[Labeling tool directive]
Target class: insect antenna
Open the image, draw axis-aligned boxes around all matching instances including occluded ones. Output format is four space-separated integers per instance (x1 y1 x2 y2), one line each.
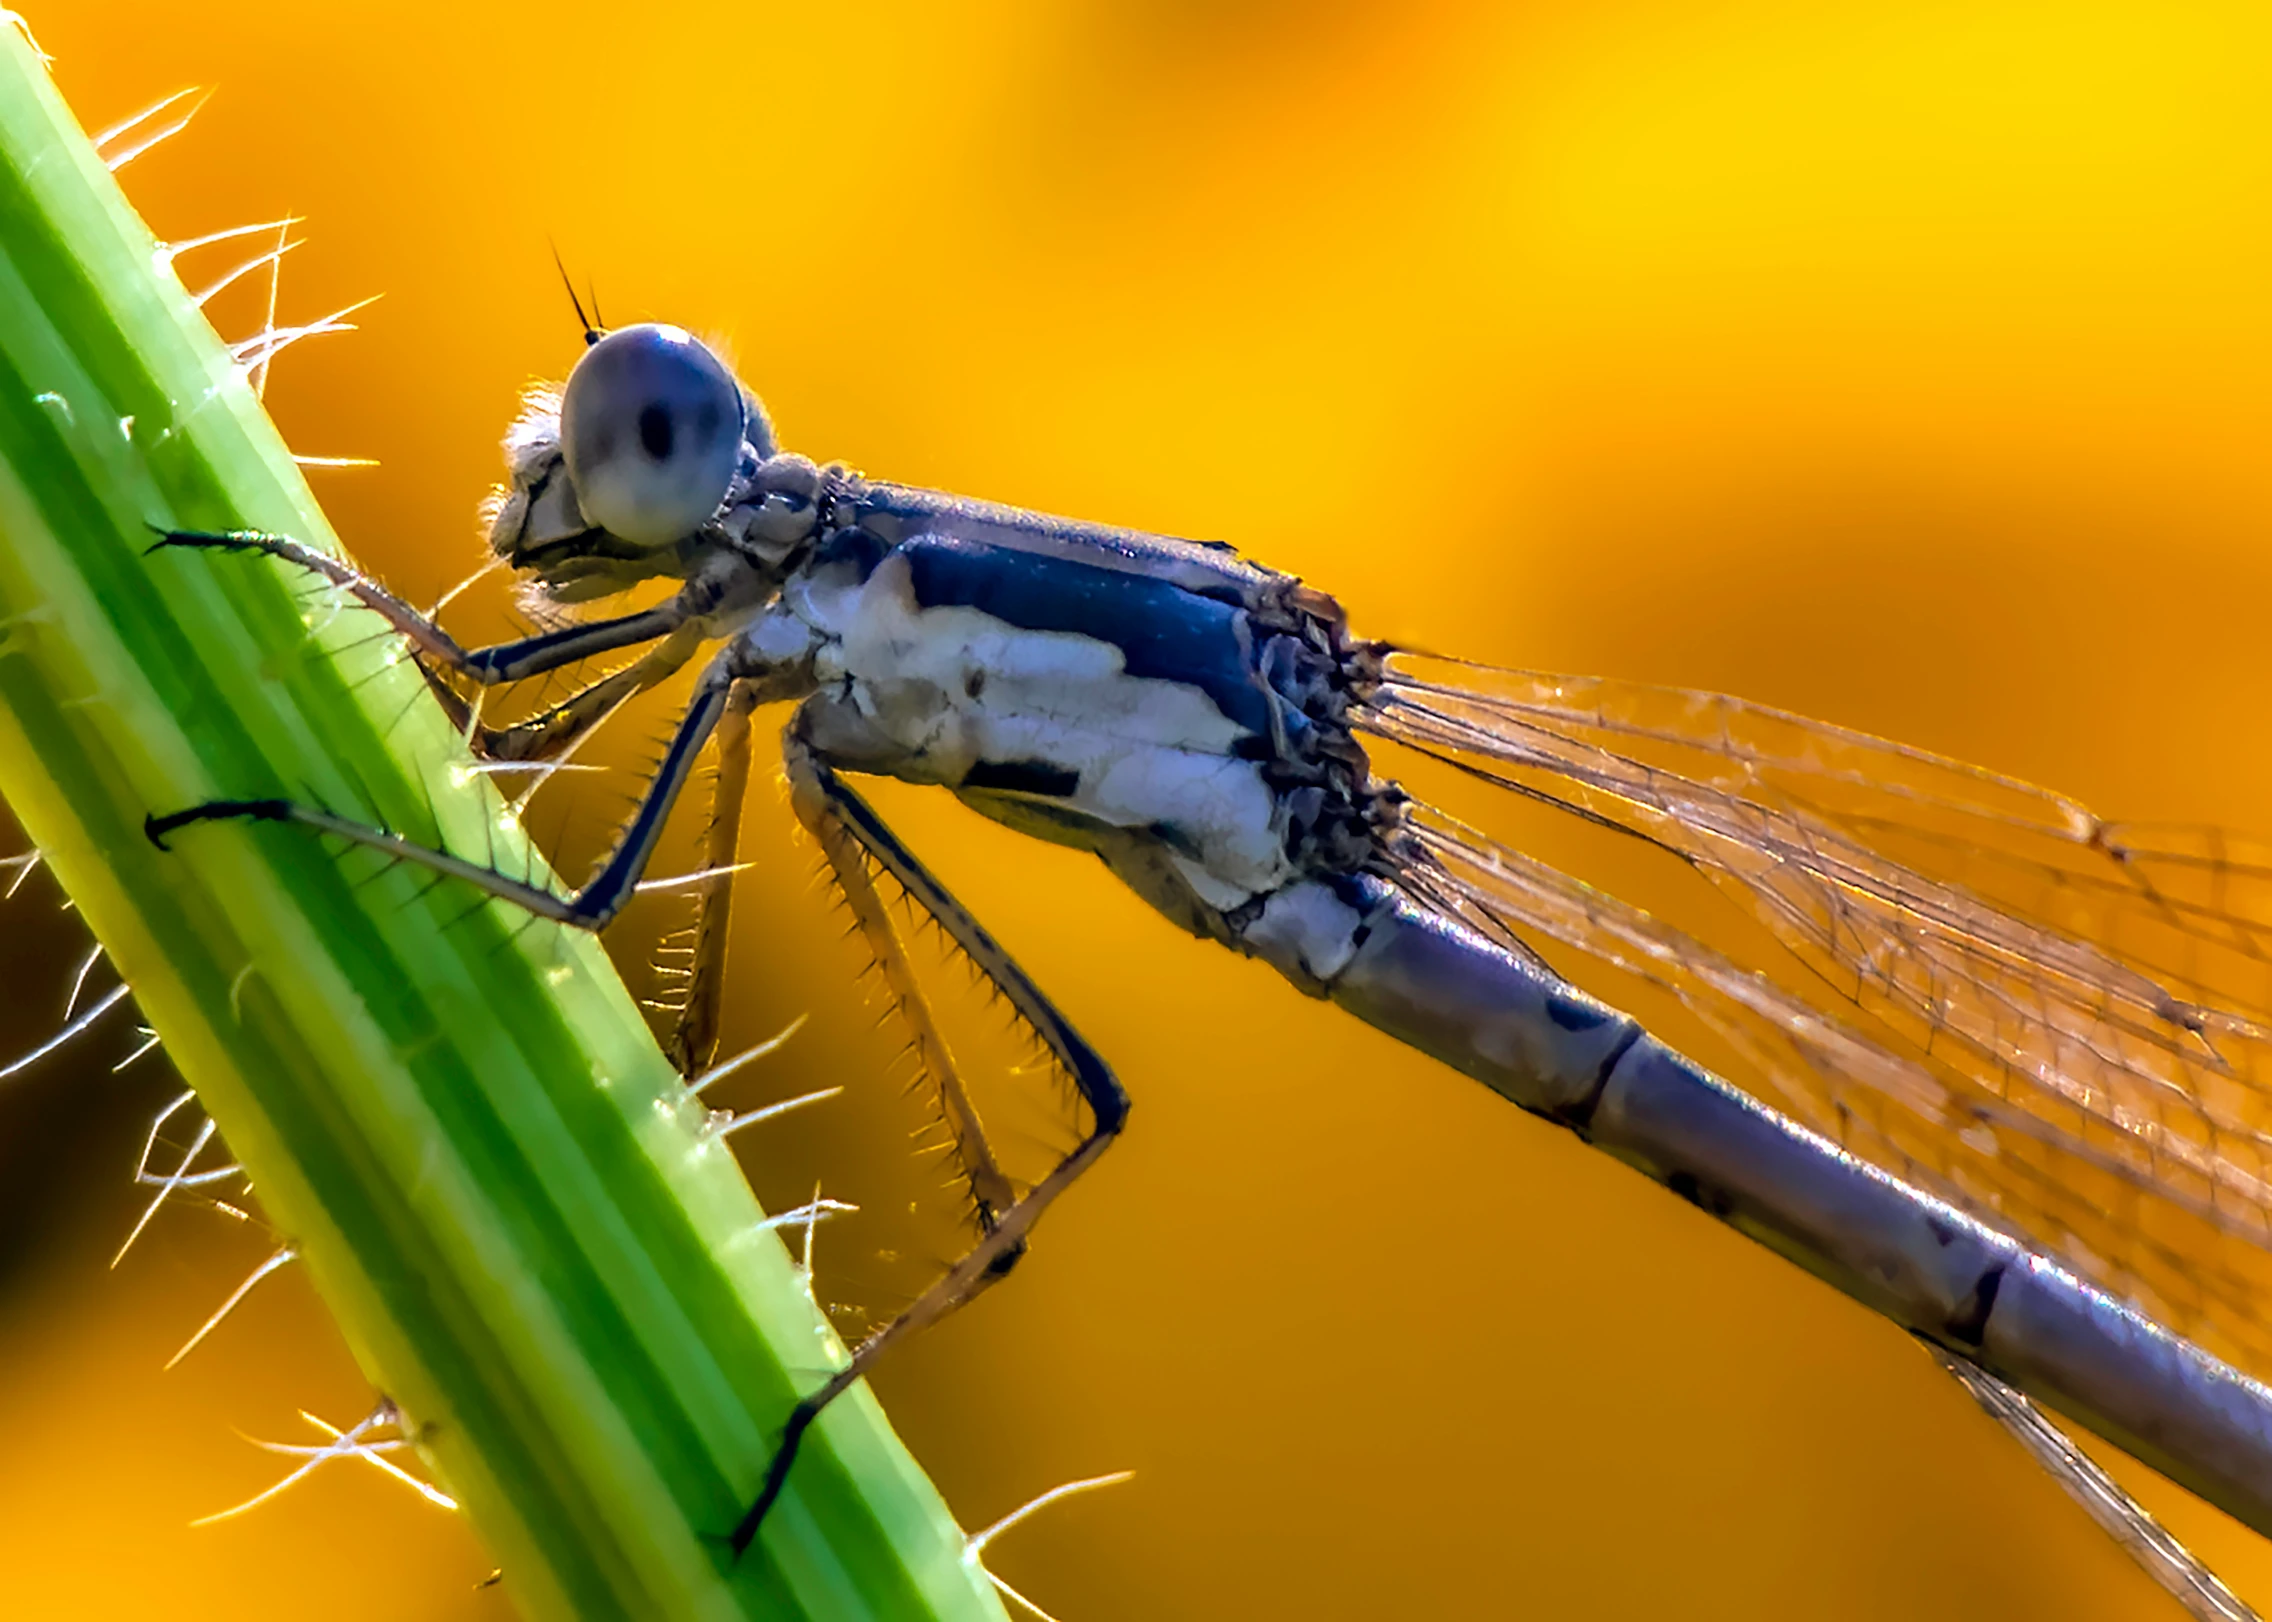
549 240 603 347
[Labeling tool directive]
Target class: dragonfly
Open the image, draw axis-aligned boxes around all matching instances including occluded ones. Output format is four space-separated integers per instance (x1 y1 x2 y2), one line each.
145 312 2272 1613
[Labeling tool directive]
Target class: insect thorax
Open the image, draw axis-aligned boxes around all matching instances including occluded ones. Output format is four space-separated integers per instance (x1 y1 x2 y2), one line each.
759 471 1405 990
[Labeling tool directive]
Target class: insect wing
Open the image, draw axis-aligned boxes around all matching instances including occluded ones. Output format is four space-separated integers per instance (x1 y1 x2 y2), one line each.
1363 654 2272 1379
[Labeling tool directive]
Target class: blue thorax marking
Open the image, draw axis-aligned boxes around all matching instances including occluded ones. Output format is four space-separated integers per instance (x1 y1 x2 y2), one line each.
854 482 1275 603
896 534 1272 738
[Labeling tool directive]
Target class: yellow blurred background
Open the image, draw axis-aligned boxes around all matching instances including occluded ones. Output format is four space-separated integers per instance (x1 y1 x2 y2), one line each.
6 1 2272 1616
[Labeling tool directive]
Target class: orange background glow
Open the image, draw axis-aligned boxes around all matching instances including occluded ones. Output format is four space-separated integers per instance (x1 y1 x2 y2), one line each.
7 3 2272 1617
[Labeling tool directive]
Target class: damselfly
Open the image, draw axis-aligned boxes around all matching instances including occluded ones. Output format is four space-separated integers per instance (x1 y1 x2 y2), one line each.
148 317 2272 1611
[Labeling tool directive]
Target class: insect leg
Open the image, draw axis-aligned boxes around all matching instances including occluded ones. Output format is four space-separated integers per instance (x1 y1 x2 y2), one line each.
787 734 1018 1228
149 528 682 684
665 677 760 1073
455 624 707 765
147 646 787 930
727 720 1128 1557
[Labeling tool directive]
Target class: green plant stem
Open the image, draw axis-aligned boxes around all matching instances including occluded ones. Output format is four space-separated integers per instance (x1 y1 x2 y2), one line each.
0 31 1004 1622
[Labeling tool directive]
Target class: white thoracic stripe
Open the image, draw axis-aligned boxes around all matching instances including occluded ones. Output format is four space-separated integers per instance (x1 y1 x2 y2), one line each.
803 548 1300 909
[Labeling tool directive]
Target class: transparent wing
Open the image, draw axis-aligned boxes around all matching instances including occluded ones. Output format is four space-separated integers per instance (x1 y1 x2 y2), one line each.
1362 652 2272 1378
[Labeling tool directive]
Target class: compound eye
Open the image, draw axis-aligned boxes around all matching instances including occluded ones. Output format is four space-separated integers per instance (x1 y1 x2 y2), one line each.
559 324 745 548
